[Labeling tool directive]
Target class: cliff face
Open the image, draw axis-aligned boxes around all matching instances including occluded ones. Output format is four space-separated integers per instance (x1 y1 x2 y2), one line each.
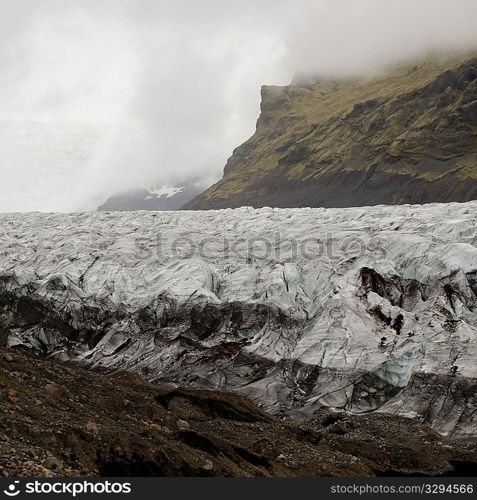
185 53 477 210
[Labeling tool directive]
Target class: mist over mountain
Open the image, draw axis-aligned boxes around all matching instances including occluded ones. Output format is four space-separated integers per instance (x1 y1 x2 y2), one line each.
97 181 204 212
1 0 477 211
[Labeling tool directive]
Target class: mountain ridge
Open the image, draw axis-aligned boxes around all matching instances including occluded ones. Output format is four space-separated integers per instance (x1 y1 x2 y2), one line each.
97 181 203 212
185 52 477 210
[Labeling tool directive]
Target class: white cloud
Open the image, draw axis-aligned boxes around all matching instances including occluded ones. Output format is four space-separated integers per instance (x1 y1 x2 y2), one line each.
0 0 476 212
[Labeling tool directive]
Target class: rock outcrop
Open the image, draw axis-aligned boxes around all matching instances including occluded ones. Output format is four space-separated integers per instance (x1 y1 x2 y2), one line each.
1 202 476 436
185 53 477 210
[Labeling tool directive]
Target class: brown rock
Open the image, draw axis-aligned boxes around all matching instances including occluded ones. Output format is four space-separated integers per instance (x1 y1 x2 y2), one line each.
86 422 99 434
150 423 171 433
43 456 62 470
45 383 66 401
176 420 191 431
202 459 214 471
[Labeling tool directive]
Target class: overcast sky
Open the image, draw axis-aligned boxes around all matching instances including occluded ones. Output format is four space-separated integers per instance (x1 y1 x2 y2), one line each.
1 0 476 212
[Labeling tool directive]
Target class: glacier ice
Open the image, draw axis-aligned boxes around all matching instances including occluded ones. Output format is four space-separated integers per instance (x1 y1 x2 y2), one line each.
0 201 476 436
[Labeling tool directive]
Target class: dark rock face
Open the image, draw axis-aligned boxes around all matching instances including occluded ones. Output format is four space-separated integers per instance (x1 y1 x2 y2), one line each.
185 168 477 210
1 347 477 478
185 54 477 210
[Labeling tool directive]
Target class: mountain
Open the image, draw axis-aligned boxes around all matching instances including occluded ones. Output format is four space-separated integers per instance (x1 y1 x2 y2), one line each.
1 201 476 437
98 181 203 212
185 52 477 210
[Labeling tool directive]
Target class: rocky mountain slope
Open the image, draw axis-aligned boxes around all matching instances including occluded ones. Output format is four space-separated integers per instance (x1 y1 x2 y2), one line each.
0 202 476 437
1 348 476 477
185 53 477 210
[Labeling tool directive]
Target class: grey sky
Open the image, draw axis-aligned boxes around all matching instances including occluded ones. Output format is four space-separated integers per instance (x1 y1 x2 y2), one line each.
0 0 476 212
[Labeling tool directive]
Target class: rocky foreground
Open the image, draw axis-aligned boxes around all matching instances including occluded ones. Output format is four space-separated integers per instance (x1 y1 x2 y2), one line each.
0 202 476 438
1 347 477 477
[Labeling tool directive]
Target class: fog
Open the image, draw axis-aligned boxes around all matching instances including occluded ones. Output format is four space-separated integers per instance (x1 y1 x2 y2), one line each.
0 0 476 212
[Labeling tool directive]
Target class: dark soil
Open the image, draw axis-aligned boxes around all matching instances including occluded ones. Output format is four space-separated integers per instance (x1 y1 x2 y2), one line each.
1 347 476 477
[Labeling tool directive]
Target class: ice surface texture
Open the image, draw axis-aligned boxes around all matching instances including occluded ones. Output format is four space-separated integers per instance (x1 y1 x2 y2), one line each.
1 201 476 436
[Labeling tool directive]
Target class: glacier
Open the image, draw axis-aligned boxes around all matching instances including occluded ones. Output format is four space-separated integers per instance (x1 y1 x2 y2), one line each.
0 201 476 436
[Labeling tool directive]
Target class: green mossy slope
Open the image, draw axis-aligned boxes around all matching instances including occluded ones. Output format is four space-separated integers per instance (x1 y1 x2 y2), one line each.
186 52 477 209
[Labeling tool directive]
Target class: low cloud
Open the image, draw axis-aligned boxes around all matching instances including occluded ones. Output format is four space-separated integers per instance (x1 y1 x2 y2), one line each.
0 0 476 211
